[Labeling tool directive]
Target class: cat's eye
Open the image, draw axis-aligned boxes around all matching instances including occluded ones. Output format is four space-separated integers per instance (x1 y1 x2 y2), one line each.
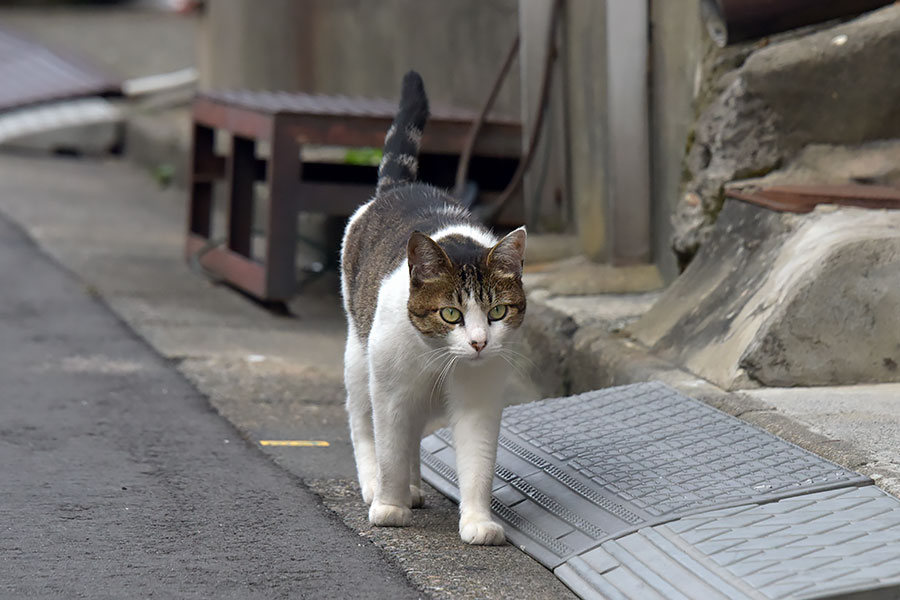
488 305 508 321
439 307 462 324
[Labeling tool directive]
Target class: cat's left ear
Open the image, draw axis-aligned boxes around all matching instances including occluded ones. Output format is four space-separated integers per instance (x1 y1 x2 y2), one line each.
408 231 452 286
487 226 527 278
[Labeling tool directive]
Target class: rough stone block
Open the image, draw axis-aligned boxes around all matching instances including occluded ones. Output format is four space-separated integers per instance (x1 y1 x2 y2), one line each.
673 3 900 262
631 200 900 388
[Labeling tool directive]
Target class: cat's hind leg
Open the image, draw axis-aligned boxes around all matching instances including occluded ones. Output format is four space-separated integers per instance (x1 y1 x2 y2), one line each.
344 331 377 504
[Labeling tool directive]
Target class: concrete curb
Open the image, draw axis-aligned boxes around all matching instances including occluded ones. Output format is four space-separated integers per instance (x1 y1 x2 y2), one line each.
524 293 880 486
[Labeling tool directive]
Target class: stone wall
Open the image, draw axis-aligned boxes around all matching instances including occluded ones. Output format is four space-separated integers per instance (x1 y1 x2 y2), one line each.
672 3 900 266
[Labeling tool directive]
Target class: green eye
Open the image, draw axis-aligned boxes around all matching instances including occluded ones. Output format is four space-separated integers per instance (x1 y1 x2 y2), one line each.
488 305 508 321
439 307 462 324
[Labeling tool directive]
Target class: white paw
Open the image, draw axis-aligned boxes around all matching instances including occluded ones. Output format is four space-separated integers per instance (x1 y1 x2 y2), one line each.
459 518 506 545
369 501 412 527
361 480 375 505
410 485 424 508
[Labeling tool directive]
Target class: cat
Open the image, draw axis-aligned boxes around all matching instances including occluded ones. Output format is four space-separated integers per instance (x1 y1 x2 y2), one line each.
340 71 526 545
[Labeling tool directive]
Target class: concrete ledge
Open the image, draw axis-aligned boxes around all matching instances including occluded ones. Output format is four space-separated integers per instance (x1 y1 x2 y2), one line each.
522 289 894 497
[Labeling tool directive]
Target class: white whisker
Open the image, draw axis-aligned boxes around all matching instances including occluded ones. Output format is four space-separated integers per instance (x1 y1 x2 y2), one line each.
421 348 451 372
429 354 457 405
497 346 536 369
498 350 531 381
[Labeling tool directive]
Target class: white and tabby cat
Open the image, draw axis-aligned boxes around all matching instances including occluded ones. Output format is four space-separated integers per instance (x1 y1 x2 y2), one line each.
340 72 526 545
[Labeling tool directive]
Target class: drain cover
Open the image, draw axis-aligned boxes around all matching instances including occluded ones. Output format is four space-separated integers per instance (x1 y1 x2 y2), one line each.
420 382 870 568
557 486 900 600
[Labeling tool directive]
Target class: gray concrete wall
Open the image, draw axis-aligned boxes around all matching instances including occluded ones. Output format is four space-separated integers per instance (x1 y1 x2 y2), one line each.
518 0 569 232
199 0 520 115
564 0 608 260
648 0 704 281
199 0 314 91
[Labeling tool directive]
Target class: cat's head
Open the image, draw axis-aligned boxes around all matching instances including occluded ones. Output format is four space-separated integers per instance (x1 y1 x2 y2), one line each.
406 227 526 362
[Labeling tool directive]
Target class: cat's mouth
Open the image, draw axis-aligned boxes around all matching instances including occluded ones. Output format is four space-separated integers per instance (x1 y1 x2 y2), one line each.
466 351 491 364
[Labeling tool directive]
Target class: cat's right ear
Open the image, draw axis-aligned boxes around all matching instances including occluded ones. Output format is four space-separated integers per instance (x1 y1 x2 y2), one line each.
408 231 451 287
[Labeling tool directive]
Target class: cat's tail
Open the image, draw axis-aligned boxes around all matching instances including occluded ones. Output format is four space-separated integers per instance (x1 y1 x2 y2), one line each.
376 71 429 195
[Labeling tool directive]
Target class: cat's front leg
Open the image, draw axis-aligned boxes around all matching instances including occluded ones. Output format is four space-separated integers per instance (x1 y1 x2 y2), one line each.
368 378 416 527
448 367 506 545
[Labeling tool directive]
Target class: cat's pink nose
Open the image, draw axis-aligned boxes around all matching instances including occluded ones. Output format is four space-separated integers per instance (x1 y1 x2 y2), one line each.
470 340 486 353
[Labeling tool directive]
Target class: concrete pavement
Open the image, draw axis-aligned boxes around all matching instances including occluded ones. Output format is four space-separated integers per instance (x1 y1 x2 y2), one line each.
0 153 575 599
0 197 420 599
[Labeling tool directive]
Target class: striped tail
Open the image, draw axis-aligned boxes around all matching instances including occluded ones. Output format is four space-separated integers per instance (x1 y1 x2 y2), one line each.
376 71 429 194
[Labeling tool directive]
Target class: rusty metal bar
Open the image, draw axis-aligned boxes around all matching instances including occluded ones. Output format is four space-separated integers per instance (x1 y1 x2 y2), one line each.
701 0 893 46
726 183 900 213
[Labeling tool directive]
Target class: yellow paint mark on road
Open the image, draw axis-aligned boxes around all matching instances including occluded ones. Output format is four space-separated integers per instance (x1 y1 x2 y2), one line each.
259 440 330 447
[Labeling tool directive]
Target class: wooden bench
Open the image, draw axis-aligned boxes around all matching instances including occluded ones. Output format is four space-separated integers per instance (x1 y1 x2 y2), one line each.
187 90 523 301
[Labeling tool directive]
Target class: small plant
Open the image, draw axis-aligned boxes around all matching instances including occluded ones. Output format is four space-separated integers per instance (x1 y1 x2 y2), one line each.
343 148 382 166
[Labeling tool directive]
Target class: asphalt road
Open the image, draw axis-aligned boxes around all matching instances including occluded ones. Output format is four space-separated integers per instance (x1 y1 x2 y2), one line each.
0 214 421 598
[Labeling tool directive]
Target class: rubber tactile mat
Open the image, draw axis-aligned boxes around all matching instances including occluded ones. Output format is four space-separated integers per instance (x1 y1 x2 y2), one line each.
420 382 871 568
557 486 900 600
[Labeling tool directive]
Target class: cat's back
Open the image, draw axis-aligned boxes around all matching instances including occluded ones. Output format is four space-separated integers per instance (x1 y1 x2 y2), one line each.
341 183 480 340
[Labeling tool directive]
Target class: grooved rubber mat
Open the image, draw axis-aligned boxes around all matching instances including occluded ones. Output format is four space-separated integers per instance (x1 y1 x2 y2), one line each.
420 382 871 568
557 486 900 600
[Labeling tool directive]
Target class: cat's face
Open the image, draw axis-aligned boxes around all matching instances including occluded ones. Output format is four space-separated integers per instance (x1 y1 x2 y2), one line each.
406 228 526 364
